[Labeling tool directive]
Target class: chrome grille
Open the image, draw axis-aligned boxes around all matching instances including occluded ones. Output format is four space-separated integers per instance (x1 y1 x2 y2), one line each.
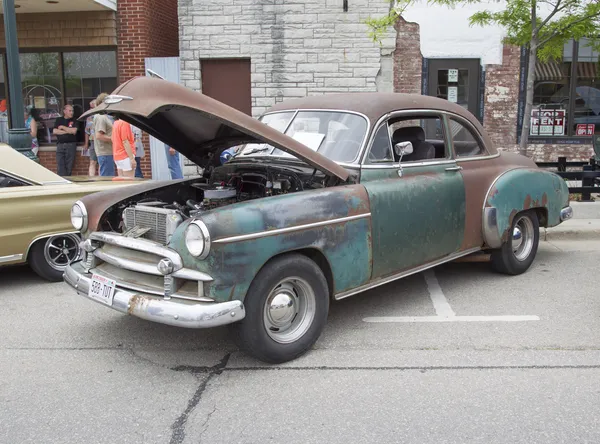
123 206 180 244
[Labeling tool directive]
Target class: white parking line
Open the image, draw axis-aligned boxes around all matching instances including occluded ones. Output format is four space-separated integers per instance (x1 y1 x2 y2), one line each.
362 270 540 323
363 315 541 323
424 270 455 317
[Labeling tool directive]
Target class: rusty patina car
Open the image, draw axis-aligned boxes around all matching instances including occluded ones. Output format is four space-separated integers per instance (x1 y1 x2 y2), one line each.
0 144 141 281
64 77 572 363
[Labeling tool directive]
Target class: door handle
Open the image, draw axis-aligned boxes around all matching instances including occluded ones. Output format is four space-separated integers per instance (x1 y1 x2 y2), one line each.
445 166 463 172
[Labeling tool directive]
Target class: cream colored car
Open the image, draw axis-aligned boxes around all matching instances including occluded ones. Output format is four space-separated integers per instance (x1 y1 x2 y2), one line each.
0 144 142 281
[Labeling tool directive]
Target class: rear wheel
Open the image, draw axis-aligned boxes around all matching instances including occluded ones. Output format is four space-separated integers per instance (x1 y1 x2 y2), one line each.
29 234 81 282
231 253 329 364
491 210 539 275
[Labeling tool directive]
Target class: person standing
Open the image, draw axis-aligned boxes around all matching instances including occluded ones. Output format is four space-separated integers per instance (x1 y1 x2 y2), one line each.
93 93 115 176
131 125 145 178
164 143 184 179
83 99 97 176
111 116 136 178
24 106 39 156
52 104 78 176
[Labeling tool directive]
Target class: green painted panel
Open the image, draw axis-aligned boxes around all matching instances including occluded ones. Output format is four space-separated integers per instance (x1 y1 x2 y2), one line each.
487 168 569 238
360 164 465 278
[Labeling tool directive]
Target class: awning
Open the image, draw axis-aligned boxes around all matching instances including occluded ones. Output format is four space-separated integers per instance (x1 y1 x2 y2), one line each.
535 61 565 81
577 62 598 79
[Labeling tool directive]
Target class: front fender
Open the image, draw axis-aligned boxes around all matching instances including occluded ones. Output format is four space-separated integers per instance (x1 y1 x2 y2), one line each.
169 184 372 303
483 167 569 248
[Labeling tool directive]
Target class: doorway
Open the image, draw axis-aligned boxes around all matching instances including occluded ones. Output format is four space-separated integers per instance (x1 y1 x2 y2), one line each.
427 59 481 118
200 58 252 115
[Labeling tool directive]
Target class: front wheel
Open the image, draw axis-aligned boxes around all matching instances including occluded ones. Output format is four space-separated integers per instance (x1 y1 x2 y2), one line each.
28 234 81 282
231 253 330 364
491 210 539 275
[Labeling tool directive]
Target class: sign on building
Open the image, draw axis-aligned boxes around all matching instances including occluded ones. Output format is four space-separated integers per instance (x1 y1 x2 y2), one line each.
448 69 459 83
530 109 566 136
576 124 595 136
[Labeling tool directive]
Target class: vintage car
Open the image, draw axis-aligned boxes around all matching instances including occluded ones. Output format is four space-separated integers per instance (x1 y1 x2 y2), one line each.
0 144 141 281
63 76 572 363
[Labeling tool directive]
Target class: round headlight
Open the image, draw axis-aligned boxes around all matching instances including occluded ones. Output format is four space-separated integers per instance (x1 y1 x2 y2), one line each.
185 221 210 259
70 201 88 231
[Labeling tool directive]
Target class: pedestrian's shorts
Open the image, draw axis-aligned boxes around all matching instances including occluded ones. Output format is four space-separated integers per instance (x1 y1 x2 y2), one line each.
115 157 133 171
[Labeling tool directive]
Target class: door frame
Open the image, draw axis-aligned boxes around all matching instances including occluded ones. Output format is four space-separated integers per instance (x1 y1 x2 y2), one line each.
427 58 482 120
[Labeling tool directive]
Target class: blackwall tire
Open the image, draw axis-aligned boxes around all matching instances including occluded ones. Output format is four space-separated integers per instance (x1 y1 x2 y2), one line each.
231 253 330 364
491 210 539 275
28 234 81 282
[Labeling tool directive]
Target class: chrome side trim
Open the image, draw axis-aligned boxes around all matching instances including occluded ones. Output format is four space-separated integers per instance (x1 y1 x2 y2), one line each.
89 232 183 268
482 207 502 248
334 247 481 301
213 213 372 244
456 152 500 163
0 254 23 264
360 159 457 170
41 180 71 185
64 262 244 329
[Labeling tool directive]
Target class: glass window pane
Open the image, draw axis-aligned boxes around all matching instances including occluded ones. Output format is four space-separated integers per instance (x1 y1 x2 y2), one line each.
390 116 447 162
64 50 117 112
366 124 393 164
449 118 486 157
531 60 571 137
20 52 62 145
573 44 600 137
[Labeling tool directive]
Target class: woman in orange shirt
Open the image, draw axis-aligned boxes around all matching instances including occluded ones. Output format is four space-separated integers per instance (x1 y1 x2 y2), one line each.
111 116 136 178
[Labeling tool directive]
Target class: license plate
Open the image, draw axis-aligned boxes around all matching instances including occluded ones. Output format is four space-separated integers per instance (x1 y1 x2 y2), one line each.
88 274 116 306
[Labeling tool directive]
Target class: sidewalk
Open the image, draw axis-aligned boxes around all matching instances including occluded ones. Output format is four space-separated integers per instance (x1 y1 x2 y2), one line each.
543 219 600 242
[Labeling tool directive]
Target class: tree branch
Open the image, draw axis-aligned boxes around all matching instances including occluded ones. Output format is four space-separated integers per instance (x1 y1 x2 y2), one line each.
536 0 565 32
538 10 600 46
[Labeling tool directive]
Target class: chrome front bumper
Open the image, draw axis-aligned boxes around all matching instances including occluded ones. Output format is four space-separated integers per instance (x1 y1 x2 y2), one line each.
64 261 245 329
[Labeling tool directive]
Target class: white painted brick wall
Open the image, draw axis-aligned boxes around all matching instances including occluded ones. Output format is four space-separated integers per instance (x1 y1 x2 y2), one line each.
178 0 397 118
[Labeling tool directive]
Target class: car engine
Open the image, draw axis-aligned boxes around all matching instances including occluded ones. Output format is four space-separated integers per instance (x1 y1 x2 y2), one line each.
117 163 326 245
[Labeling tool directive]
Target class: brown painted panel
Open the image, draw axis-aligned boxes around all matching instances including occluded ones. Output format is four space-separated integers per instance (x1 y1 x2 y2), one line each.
200 58 251 115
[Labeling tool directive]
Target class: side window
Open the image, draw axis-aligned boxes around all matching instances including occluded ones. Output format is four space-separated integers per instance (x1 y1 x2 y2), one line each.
449 118 487 157
365 124 393 164
389 115 448 163
0 173 27 188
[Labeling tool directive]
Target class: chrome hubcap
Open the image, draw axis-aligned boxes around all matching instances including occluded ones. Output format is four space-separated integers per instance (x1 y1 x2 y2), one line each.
263 277 316 344
512 216 534 262
43 234 81 271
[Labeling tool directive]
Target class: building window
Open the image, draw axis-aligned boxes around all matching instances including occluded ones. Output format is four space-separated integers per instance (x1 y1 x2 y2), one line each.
529 39 599 142
0 49 117 146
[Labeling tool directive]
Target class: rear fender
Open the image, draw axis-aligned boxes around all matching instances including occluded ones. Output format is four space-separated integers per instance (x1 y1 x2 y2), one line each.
483 168 569 248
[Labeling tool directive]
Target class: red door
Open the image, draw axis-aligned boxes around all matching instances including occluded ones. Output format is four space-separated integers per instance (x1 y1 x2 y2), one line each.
200 58 252 115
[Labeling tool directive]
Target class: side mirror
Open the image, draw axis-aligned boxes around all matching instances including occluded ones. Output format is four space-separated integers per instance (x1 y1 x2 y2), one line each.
394 141 413 158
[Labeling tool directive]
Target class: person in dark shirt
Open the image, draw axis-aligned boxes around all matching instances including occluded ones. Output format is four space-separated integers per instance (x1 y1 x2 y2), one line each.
53 104 78 176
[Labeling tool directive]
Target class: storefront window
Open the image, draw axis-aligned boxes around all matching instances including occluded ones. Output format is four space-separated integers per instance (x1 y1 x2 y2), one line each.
20 53 62 145
530 39 599 141
0 49 117 146
64 51 117 143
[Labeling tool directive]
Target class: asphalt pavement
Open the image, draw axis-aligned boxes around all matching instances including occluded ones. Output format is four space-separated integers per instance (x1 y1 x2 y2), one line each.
1 238 600 444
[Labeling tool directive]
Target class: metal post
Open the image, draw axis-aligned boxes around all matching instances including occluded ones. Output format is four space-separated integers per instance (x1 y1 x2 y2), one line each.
2 0 35 161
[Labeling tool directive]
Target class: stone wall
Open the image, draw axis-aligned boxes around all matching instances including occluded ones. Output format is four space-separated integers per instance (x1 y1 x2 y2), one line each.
178 0 397 117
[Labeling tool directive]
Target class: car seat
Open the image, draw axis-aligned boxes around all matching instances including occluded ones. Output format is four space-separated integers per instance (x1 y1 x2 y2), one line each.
391 126 435 162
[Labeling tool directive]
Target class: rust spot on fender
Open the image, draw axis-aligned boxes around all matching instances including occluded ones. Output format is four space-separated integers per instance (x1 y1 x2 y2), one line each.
542 193 548 206
524 195 532 210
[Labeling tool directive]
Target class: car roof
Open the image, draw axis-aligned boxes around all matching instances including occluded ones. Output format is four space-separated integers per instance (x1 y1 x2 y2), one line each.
0 144 69 185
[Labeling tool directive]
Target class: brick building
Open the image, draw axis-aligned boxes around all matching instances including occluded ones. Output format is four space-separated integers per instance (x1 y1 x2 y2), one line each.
178 0 598 162
0 0 179 176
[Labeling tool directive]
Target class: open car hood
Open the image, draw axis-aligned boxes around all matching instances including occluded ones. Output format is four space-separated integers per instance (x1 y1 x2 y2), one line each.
80 77 349 181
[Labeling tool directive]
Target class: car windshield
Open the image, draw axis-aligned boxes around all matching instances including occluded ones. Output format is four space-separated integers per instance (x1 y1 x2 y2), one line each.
236 110 368 163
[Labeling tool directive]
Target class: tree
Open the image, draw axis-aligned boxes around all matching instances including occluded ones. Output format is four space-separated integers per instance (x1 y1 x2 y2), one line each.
366 0 600 155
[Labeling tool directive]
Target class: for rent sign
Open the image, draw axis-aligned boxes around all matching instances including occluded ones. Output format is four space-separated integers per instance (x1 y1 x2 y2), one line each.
530 109 566 136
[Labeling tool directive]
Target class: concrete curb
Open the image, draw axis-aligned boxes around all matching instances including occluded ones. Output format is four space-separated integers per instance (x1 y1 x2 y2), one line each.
542 219 600 241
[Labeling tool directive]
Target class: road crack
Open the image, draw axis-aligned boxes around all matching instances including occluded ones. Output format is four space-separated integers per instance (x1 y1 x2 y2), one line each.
169 353 230 444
